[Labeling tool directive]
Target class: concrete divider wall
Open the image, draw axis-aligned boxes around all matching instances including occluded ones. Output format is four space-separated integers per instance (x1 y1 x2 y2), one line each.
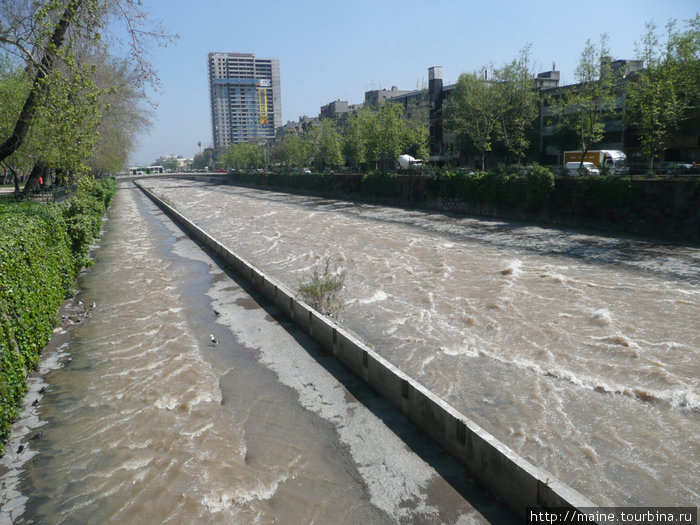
136 182 597 519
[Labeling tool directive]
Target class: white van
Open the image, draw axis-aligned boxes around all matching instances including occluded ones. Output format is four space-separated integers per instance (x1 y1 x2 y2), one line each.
565 162 600 176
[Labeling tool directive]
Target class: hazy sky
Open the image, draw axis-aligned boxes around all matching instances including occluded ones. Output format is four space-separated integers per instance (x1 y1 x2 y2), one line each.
128 0 699 165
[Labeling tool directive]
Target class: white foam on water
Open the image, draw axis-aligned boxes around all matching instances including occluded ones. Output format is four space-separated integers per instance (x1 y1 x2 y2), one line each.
500 259 523 277
590 308 614 327
359 289 388 304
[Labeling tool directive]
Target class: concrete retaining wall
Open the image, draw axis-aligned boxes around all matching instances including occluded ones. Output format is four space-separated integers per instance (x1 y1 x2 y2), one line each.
135 181 597 519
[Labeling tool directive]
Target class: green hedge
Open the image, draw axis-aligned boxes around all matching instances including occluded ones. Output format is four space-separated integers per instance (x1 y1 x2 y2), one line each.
426 165 556 212
0 177 115 453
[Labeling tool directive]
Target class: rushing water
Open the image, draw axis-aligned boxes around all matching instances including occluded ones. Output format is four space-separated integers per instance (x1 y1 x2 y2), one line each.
1 183 501 524
138 178 699 508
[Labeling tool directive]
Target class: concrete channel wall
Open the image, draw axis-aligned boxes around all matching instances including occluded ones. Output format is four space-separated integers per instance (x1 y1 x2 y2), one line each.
135 181 597 519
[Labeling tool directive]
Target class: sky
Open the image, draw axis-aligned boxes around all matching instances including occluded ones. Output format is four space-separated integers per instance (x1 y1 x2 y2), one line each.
127 0 699 166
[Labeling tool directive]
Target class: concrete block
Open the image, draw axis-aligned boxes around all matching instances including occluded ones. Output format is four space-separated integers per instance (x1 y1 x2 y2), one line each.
261 276 278 304
408 388 446 446
274 285 295 318
366 352 405 410
334 330 366 377
310 311 334 351
292 300 313 334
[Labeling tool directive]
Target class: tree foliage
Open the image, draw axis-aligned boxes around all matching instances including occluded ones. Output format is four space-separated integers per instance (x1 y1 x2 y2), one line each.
444 48 538 169
309 119 344 171
0 0 171 187
341 103 427 171
626 16 700 169
552 35 617 166
492 47 539 164
222 142 266 170
444 72 500 169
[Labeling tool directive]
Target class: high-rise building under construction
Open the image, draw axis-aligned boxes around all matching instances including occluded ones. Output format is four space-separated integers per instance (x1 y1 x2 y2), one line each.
208 52 281 151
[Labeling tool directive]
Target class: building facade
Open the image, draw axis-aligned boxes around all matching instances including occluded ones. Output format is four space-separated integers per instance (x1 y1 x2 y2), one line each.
208 52 282 151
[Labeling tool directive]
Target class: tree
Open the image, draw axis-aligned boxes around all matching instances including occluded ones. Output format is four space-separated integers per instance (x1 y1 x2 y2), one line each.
342 110 367 170
492 47 539 164
310 119 344 171
0 0 86 163
278 131 313 169
87 53 152 175
444 71 500 169
626 17 700 170
0 58 33 190
159 156 180 172
191 150 212 170
222 142 266 170
0 0 172 186
341 104 427 171
554 35 617 168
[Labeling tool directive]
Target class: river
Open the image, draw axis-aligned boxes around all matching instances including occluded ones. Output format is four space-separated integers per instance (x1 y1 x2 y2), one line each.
136 178 699 508
0 182 508 524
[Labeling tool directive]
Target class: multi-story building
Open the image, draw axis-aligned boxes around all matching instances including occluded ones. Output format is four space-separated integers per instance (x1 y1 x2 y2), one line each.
208 52 282 151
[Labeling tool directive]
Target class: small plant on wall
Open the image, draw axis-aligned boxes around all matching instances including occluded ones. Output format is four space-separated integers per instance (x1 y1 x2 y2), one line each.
297 257 346 318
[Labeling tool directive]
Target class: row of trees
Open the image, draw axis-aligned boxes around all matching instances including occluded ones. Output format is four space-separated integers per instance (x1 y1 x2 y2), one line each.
444 16 699 171
220 102 428 173
625 17 700 169
0 0 170 194
221 16 697 176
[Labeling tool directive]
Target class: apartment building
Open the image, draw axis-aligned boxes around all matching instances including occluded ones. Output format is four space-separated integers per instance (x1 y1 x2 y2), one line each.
208 52 282 151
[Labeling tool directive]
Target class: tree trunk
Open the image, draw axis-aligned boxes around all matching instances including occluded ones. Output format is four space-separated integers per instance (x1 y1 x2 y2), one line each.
0 0 84 164
22 162 49 196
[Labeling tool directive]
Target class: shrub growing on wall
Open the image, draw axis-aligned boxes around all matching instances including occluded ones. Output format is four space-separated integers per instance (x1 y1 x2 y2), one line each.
524 164 555 210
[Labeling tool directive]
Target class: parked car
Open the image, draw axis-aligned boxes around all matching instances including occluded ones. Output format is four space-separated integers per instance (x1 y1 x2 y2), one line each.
564 161 600 176
656 162 693 174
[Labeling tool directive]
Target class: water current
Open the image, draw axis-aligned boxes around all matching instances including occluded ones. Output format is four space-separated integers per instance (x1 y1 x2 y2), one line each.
137 178 699 508
1 183 507 524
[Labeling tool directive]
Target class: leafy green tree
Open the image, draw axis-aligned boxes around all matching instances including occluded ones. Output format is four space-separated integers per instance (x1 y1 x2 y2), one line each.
492 47 539 164
626 17 700 170
158 157 180 171
554 34 617 167
277 131 313 169
310 119 344 171
341 104 427 171
191 149 213 170
342 111 367 170
444 71 500 169
222 142 266 170
0 0 172 184
0 59 33 189
0 0 86 163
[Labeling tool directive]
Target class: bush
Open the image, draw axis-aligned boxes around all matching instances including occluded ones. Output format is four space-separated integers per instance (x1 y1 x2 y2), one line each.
524 164 555 209
297 258 346 318
361 171 397 198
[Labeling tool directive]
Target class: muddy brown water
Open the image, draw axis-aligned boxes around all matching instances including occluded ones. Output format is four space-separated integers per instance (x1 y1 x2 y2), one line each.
135 178 699 508
1 183 510 524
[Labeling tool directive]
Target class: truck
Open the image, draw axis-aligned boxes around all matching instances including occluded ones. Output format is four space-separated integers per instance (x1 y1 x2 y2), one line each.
563 150 627 174
397 154 423 171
